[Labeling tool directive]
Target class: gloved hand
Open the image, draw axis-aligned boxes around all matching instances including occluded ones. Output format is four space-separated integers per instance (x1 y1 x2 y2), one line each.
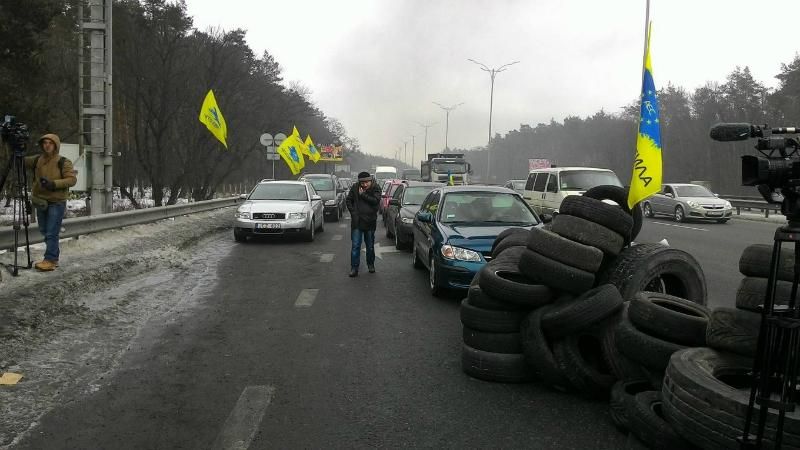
40 177 56 191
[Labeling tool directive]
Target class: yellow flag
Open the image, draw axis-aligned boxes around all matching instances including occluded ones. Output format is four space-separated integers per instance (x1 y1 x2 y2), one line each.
198 90 228 148
276 133 306 175
303 135 321 163
290 126 309 154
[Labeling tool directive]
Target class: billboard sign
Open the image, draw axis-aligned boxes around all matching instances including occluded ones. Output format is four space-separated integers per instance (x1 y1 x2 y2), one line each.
528 158 551 171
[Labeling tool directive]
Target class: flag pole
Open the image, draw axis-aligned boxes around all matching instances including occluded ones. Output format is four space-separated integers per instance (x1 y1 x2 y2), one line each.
642 0 650 82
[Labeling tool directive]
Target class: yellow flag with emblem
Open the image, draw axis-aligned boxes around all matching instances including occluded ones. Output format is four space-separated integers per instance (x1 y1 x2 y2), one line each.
276 132 306 175
303 135 321 163
198 90 228 149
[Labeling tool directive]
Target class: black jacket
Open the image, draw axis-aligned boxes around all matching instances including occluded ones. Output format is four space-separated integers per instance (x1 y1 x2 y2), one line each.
346 182 382 231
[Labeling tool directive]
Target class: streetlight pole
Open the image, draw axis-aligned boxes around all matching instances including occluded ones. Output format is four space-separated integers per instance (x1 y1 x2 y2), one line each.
468 58 520 182
433 102 463 152
417 121 437 160
408 134 416 168
403 140 408 166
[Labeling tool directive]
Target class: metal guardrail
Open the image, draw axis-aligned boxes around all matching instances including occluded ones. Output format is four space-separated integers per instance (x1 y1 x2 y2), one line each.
730 199 781 218
0 197 240 250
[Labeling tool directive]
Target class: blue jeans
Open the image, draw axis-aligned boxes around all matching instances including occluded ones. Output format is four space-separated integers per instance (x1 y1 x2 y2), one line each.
351 229 375 270
37 202 66 261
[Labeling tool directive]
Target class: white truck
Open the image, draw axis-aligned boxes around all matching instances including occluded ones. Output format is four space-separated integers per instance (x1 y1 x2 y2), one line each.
374 166 398 185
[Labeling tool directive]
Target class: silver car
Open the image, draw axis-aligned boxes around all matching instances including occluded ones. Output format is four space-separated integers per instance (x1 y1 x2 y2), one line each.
233 181 324 242
643 183 733 223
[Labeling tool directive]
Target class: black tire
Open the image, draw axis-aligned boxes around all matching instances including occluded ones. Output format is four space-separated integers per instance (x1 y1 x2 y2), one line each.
598 243 707 305
462 326 522 354
552 331 617 398
615 305 687 372
628 291 711 346
583 185 644 243
303 220 315 242
466 283 527 311
334 206 341 222
609 379 655 432
735 276 795 312
317 216 325 232
412 241 424 269
663 347 800 449
599 310 649 382
492 232 530 259
559 195 633 241
739 243 795 282
429 256 444 297
626 391 697 450
717 219 729 224
642 201 655 218
460 344 532 383
233 229 247 242
705 307 760 358
674 205 685 223
477 265 555 308
551 214 625 256
490 245 526 267
459 299 526 333
520 305 571 390
526 226 604 273
492 227 530 254
518 248 595 294
541 284 624 339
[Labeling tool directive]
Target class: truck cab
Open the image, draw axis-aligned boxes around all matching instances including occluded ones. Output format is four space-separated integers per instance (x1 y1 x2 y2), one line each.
421 153 471 185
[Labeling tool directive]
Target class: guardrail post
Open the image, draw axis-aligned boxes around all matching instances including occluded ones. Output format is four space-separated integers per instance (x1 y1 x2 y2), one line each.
737 206 741 215
766 208 770 218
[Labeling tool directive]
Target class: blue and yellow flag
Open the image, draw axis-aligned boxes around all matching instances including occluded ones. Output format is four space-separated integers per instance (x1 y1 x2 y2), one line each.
627 23 662 209
198 90 228 149
276 131 306 175
303 135 321 163
448 170 455 186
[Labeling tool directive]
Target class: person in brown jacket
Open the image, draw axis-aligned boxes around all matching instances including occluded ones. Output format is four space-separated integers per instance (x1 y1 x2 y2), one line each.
23 134 77 271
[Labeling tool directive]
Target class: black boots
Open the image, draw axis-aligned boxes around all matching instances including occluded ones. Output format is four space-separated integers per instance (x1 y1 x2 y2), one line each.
368 265 375 273
349 269 358 277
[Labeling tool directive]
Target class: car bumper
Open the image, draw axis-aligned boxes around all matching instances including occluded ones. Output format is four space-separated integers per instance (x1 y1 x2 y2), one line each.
234 217 310 235
323 205 339 216
687 207 733 219
437 257 486 290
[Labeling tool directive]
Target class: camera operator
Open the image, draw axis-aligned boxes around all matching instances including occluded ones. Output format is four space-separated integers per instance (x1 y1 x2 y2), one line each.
23 133 76 272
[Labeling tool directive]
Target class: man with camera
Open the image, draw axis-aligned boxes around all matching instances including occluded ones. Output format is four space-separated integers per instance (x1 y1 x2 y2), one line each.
24 133 76 271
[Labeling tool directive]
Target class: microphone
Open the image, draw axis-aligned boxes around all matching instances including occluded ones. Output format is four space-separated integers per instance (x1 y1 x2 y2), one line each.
709 123 762 141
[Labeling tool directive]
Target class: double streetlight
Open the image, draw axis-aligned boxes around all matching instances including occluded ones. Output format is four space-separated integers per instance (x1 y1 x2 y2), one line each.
468 58 520 181
433 101 464 152
417 121 437 160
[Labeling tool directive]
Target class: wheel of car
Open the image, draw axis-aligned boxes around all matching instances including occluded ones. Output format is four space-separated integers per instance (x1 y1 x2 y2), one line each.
674 205 685 223
386 221 393 238
412 241 424 269
233 229 247 243
318 215 325 232
429 256 444 297
334 206 341 222
717 219 728 223
303 218 315 242
643 202 654 218
394 222 405 250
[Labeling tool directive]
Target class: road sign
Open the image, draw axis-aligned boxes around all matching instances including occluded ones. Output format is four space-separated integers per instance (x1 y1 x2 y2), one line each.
259 133 273 147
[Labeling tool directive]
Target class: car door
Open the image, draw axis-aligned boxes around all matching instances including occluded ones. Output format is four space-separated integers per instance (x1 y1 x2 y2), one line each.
523 172 537 208
542 173 560 215
414 190 440 266
387 184 404 234
660 185 677 214
531 172 549 214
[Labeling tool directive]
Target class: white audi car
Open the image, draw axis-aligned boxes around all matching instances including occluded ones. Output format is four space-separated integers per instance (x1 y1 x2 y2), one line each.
234 180 324 242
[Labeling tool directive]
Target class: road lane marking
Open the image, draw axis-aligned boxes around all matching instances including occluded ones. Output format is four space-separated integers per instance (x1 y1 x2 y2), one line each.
332 235 343 241
320 253 334 263
212 385 275 450
294 289 319 308
363 242 400 260
652 221 709 232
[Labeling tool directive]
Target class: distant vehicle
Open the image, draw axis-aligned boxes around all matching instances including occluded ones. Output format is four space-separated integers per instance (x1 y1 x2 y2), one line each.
385 181 443 250
233 180 324 242
412 185 541 296
375 166 398 185
338 178 353 192
401 168 422 181
421 153 471 185
379 179 405 221
299 173 347 221
643 183 733 223
523 167 622 215
503 179 526 194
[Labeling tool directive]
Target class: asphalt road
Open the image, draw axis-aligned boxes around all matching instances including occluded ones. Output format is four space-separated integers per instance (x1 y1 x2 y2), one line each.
10 213 779 449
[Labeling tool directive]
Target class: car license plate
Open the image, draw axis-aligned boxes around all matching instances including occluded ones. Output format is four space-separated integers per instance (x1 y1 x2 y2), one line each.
707 211 723 217
256 223 281 229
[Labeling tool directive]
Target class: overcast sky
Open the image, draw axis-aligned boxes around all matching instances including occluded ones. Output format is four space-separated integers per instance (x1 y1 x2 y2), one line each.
186 0 799 161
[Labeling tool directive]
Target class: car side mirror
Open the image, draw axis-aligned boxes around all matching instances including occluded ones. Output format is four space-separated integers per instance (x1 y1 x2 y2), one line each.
540 213 553 224
416 211 433 223
311 194 322 201
665 193 674 198
239 194 248 200
714 193 720 198
389 199 400 206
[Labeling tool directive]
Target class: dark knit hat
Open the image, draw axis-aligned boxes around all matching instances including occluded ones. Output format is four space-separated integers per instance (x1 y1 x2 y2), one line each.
358 171 371 181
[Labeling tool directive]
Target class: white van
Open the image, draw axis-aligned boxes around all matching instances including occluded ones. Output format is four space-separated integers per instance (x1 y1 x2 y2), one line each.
374 166 398 184
523 167 623 215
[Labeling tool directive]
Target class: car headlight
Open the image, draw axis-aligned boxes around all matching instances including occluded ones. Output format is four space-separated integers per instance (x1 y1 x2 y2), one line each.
724 201 732 208
235 208 251 219
288 212 307 219
324 200 336 206
441 244 482 262
687 200 700 208
401 217 414 224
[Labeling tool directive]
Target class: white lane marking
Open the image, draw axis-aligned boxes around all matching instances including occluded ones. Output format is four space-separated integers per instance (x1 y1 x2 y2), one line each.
294 289 319 308
363 242 400 260
332 235 343 241
212 385 275 450
338 223 347 228
320 253 334 263
651 221 708 232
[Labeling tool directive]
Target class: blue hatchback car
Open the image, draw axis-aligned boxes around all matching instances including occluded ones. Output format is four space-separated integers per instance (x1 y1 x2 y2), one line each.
411 185 541 296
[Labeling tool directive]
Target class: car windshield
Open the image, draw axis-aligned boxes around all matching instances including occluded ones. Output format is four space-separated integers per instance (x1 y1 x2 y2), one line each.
439 192 538 225
376 172 395 181
675 185 715 197
512 180 525 190
403 186 436 205
432 162 467 174
249 183 308 201
560 171 622 191
305 178 334 191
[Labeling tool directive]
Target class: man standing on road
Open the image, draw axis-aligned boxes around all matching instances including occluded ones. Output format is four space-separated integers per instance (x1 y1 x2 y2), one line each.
346 171 381 277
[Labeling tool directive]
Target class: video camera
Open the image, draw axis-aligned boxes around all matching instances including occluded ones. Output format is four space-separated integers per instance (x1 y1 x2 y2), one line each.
710 122 800 208
0 115 31 155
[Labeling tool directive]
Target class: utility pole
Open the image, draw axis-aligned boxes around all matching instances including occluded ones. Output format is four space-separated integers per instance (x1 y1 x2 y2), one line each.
433 102 463 152
468 58 520 182
417 121 437 160
403 141 408 166
408 134 416 168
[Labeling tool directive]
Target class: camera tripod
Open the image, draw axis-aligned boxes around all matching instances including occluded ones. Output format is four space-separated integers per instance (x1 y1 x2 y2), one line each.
740 189 800 449
0 150 33 276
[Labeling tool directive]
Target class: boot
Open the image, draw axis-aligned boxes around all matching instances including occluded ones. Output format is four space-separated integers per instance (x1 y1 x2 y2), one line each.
368 264 375 273
349 268 358 277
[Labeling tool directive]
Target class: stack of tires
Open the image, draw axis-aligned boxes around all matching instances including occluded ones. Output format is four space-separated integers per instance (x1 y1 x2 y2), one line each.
657 244 798 449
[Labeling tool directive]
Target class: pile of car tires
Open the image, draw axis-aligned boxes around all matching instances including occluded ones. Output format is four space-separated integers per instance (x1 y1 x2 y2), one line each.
458 186 746 449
